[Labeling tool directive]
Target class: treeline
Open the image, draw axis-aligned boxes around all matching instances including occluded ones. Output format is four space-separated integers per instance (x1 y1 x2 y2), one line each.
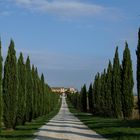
0 40 59 130
68 28 140 119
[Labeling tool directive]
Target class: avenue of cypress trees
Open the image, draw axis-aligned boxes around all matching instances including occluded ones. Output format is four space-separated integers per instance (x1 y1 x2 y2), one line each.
112 47 122 118
88 83 93 113
136 28 140 116
122 42 134 118
0 40 2 131
80 84 87 112
16 53 26 125
3 40 18 129
25 56 33 122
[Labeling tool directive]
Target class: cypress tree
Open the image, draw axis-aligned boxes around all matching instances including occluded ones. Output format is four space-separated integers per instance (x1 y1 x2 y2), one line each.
136 28 140 115
0 39 2 130
106 60 113 117
80 84 87 112
41 73 45 115
122 42 134 118
32 65 37 118
93 73 101 115
25 56 33 122
112 47 122 118
100 69 106 115
88 83 93 113
16 53 26 125
3 40 18 129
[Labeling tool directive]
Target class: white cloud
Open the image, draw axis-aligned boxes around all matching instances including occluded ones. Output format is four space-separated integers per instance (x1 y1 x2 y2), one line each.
13 0 106 18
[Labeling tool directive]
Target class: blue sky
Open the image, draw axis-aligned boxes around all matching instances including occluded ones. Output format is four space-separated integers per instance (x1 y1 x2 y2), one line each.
0 0 139 91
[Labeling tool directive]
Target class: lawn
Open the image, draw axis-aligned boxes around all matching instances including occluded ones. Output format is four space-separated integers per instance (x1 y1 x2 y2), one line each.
0 99 61 140
67 100 140 140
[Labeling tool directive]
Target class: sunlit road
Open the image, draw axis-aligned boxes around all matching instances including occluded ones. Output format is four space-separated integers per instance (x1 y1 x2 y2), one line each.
34 95 107 140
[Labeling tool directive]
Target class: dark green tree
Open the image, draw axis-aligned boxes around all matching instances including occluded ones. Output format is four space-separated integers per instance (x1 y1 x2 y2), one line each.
112 47 122 118
93 73 101 115
32 65 37 118
0 39 2 130
106 60 113 116
3 40 18 129
25 56 33 122
136 28 140 115
41 73 45 115
122 42 134 118
88 83 93 113
16 53 26 125
80 84 87 112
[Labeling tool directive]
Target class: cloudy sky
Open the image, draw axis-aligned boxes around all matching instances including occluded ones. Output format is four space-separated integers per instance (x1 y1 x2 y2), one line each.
0 0 139 91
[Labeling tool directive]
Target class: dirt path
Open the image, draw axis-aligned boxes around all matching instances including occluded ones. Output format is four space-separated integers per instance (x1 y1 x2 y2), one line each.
34 96 107 140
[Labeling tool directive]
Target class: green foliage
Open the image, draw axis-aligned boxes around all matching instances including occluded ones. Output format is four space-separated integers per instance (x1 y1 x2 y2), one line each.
3 40 18 129
105 60 113 116
16 53 26 125
25 56 33 122
80 84 87 112
112 47 122 118
122 42 134 118
0 40 2 131
136 28 140 116
93 73 101 115
88 83 93 113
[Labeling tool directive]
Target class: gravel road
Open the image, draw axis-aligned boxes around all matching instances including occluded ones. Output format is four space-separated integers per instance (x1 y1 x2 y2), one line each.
34 96 107 140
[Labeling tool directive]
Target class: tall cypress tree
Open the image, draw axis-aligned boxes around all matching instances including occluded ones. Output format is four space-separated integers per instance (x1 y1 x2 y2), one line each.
25 56 33 122
106 60 113 117
122 42 134 118
41 73 45 115
3 40 18 129
16 53 26 125
32 65 37 118
88 83 93 113
112 47 122 118
93 73 101 115
136 28 140 115
80 84 87 112
0 39 2 130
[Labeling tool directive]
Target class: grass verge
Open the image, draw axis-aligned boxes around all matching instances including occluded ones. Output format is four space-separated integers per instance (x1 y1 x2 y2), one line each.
67 100 140 140
0 99 61 140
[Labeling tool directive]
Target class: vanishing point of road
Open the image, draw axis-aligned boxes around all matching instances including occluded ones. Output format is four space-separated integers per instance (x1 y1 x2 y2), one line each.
34 95 107 140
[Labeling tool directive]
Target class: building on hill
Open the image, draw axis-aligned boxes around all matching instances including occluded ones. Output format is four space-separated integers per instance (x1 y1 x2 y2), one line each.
51 87 77 94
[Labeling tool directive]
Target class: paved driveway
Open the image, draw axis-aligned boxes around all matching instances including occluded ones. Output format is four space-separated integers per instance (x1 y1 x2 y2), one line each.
34 96 107 140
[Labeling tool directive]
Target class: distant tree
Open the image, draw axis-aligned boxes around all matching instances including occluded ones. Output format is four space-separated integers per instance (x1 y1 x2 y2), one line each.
122 42 134 118
41 73 45 115
16 53 26 125
112 47 122 118
3 40 18 129
106 60 113 117
80 84 87 112
93 73 101 115
0 40 2 131
32 65 37 118
25 56 33 122
100 69 106 114
88 83 93 113
136 28 140 116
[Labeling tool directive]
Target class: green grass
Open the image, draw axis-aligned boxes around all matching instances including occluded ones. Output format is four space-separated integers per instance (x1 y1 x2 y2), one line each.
67 100 140 140
0 100 61 140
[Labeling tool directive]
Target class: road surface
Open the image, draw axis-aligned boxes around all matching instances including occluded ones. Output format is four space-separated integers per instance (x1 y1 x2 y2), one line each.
34 95 107 140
